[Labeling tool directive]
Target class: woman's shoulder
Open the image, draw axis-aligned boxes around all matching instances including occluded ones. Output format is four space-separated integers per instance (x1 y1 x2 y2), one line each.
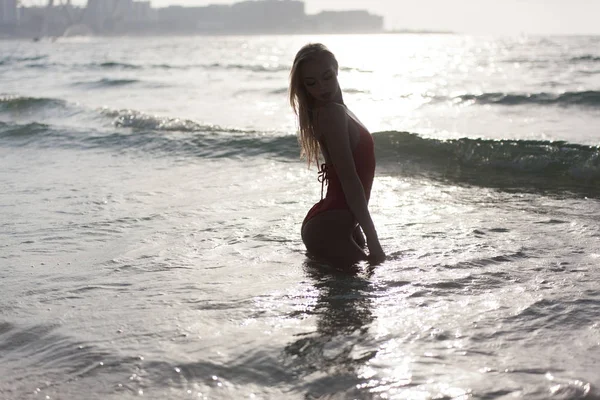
312 102 348 125
312 103 350 143
313 101 346 114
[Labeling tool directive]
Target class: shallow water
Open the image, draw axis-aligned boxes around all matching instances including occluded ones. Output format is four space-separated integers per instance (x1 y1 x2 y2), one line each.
1 34 600 399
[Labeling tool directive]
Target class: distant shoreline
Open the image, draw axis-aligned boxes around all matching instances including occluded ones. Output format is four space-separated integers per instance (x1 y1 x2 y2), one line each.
1 29 456 40
384 29 455 35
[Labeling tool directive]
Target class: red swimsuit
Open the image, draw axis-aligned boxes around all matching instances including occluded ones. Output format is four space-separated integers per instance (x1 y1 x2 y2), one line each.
302 121 376 227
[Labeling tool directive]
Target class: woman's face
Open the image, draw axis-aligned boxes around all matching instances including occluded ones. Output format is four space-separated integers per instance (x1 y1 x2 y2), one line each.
300 56 339 104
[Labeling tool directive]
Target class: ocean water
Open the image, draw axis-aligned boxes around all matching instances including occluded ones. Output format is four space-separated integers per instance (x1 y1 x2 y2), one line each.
1 34 599 399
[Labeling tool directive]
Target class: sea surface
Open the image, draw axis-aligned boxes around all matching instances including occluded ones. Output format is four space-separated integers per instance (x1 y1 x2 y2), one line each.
1 34 599 399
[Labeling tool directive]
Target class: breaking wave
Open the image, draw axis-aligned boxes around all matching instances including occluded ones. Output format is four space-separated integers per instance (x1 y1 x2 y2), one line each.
0 95 68 113
448 91 600 107
373 131 600 191
570 55 600 62
1 121 598 195
72 78 141 87
1 95 598 194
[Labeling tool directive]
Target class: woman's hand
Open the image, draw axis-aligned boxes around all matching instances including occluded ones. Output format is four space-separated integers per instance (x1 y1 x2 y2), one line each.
367 240 386 264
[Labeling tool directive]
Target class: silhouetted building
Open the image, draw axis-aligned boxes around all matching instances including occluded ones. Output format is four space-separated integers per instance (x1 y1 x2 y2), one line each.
156 1 305 34
16 6 43 31
0 0 18 33
9 0 384 37
85 0 119 31
126 1 156 24
85 0 156 33
229 0 305 32
157 5 231 32
194 5 230 31
308 10 383 33
18 4 81 37
156 0 382 34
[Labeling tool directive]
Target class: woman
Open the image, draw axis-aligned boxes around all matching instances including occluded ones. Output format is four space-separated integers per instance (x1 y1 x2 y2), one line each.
289 43 386 266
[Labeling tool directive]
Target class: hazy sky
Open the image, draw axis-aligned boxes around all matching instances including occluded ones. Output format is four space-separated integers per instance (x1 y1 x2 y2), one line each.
65 0 600 35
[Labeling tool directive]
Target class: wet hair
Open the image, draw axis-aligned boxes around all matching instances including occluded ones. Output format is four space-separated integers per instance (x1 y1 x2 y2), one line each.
289 43 339 167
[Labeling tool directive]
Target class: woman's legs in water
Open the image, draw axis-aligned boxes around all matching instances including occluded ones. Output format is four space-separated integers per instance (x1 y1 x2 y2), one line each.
301 209 367 267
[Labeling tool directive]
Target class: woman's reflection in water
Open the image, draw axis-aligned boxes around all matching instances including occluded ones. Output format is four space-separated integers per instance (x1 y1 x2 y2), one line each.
284 260 379 398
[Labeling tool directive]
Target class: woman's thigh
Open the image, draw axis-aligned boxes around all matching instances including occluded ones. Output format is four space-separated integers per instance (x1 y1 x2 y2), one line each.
301 209 367 266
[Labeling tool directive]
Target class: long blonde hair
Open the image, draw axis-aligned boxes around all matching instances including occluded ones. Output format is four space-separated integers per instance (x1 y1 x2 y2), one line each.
289 43 339 167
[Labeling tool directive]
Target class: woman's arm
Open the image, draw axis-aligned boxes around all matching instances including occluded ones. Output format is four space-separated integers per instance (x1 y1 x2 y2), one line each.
315 103 385 262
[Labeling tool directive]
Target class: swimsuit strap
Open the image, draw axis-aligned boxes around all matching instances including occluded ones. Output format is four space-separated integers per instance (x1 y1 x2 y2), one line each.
317 163 329 200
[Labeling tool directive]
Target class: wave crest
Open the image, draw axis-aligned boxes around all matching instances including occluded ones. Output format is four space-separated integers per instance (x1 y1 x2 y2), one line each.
97 61 142 70
1 94 598 194
101 108 255 134
450 91 600 107
374 131 600 190
73 78 140 87
570 55 600 62
0 95 67 113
